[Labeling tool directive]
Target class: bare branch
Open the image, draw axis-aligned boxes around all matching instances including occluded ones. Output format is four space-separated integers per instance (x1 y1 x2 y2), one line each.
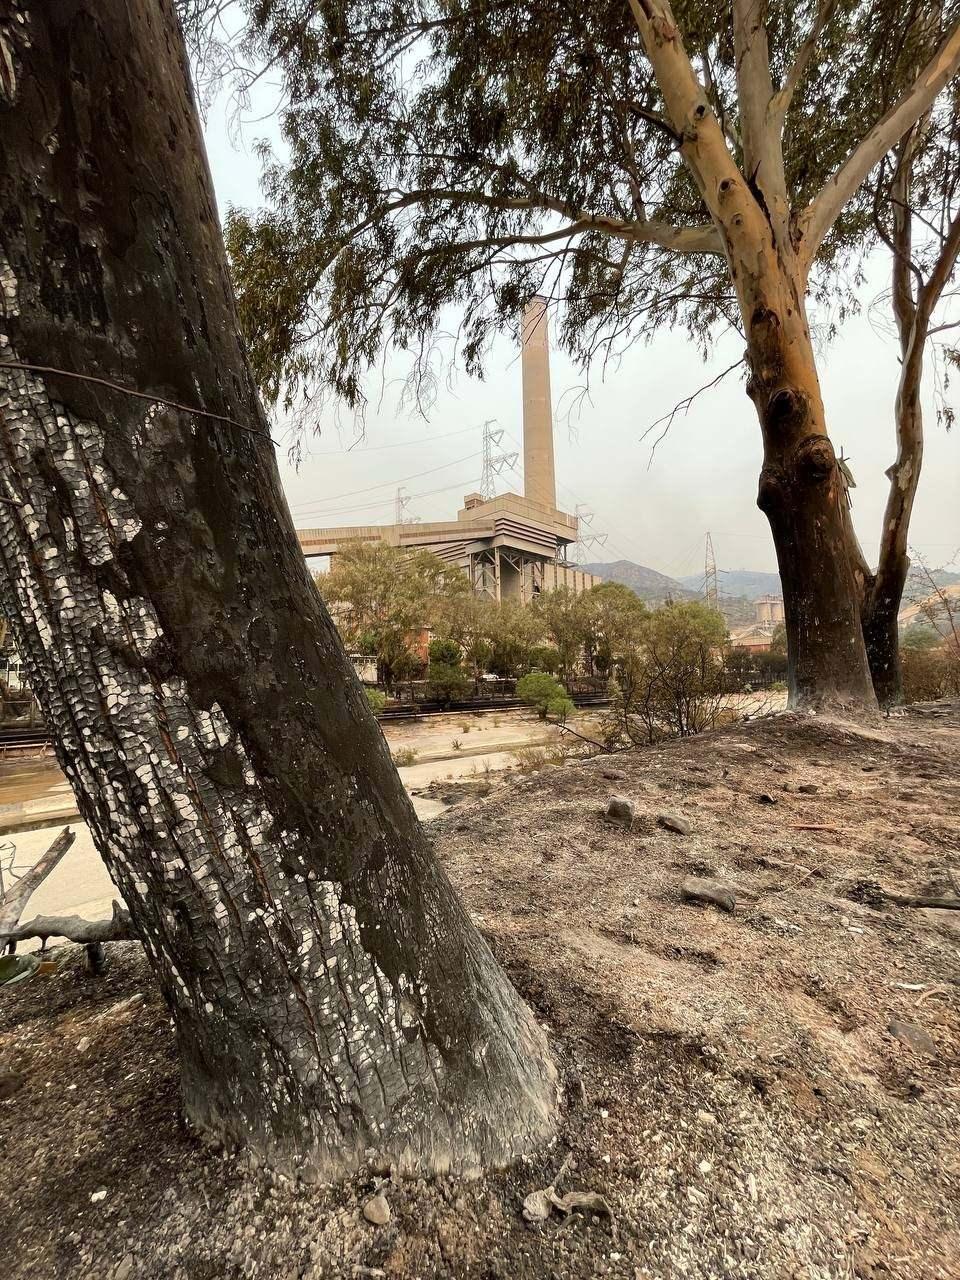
0 827 75 937
639 357 746 465
4 901 134 947
916 202 960 330
408 217 722 259
800 20 960 270
771 0 840 122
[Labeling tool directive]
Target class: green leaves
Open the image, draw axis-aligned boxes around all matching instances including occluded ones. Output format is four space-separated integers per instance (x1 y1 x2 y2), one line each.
225 0 960 427
0 952 39 986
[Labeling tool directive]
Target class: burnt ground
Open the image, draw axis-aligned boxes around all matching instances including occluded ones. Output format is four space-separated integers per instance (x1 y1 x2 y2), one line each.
2 705 960 1280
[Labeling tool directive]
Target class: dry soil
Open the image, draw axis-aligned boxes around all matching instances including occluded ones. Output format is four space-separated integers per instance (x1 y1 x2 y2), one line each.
1 703 959 1279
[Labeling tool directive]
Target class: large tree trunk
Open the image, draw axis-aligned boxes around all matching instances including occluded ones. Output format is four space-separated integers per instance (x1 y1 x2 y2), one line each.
744 282 878 714
632 0 878 716
0 0 556 1180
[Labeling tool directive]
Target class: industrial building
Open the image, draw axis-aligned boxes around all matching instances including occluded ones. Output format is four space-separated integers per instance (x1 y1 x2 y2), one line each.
296 299 600 604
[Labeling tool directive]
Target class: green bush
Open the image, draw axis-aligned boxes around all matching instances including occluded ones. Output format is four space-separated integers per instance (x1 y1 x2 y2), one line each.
546 695 575 723
516 671 568 718
364 687 387 713
901 647 960 702
392 746 418 766
428 661 471 706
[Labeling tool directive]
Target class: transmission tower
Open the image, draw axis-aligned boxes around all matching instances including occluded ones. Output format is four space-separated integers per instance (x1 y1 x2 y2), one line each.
479 420 518 500
395 486 420 525
704 532 719 610
573 504 608 565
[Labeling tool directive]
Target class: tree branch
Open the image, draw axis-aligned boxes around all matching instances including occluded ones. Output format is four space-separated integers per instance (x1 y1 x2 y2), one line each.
0 827 75 937
800 20 960 269
3 901 134 947
408 217 722 259
732 0 790 249
771 0 840 122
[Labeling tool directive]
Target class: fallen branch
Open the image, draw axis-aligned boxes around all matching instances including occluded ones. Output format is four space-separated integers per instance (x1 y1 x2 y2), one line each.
0 827 75 936
3 900 134 946
879 892 960 911
787 823 845 832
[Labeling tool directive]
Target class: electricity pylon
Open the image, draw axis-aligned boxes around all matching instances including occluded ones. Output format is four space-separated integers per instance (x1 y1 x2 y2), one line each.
479 420 518 500
574 505 608 565
704 532 719 610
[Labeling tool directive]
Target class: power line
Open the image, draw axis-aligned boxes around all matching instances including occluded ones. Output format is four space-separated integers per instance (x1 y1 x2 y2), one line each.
288 451 481 513
292 476 478 524
306 425 479 456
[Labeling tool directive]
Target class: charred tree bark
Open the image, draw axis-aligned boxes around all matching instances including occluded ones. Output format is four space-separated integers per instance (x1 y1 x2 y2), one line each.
0 0 556 1180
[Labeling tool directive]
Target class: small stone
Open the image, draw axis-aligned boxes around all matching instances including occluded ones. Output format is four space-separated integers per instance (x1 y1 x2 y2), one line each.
602 769 625 781
658 813 691 836
698 1160 713 1174
522 1188 552 1223
839 915 850 927
114 1256 134 1280
696 1110 716 1126
90 1188 107 1203
888 1020 937 1057
682 877 736 914
798 783 819 795
756 792 777 805
362 1194 391 1226
605 795 634 826
76 1036 91 1054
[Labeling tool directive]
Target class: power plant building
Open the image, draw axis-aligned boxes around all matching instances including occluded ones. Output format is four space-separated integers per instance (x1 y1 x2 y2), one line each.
296 299 599 604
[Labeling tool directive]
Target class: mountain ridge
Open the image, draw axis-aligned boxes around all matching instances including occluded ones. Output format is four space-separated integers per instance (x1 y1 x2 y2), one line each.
582 560 697 602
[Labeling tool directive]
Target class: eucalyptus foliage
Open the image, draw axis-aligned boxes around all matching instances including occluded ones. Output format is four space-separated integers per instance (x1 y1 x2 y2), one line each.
217 0 958 414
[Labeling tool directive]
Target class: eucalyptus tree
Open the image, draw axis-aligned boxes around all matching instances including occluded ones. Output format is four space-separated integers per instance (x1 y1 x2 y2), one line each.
225 0 960 713
0 0 556 1179
854 83 960 704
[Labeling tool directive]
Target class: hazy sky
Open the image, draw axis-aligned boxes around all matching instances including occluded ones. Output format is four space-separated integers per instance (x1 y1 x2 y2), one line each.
202 95 959 585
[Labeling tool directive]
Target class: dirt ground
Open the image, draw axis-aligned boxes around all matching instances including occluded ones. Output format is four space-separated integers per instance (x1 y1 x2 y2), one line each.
2 703 959 1280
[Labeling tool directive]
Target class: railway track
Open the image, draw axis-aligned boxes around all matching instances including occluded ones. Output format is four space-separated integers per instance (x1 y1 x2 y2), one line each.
0 694 609 747
377 692 609 721
0 726 54 758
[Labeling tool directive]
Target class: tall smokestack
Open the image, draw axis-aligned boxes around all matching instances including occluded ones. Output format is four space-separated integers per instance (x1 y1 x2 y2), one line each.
521 296 557 510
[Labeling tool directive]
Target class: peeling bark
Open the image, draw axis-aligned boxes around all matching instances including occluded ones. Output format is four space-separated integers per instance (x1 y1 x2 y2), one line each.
630 0 878 714
0 0 556 1180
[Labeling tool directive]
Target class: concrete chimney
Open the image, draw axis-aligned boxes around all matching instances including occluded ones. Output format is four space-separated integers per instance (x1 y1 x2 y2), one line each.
521 296 557 510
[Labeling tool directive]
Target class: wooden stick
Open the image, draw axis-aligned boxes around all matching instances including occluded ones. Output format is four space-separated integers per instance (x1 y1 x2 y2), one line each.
880 891 960 911
787 823 845 832
0 827 75 938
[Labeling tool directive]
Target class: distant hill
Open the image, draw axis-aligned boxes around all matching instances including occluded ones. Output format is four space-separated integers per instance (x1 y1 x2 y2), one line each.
583 560 697 603
679 569 782 600
675 564 960 602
